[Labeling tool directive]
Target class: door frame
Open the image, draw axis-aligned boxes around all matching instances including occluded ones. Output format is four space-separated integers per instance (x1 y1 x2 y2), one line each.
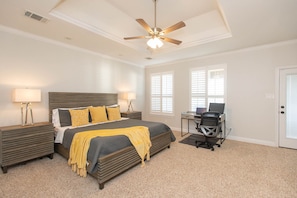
275 65 297 147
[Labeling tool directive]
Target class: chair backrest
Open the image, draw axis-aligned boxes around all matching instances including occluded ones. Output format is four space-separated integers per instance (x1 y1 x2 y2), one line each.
199 111 221 137
200 111 220 126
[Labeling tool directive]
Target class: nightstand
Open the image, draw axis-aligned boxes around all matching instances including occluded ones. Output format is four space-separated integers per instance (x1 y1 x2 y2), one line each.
0 122 54 173
121 111 142 120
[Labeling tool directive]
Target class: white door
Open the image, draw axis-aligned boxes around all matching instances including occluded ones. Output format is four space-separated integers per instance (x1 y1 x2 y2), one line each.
279 67 297 149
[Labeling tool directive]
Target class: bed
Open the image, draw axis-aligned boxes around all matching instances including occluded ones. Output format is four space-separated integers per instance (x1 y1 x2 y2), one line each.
48 92 175 189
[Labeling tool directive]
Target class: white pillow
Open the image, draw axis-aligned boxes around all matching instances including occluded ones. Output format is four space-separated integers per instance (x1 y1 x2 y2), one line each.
52 108 61 128
106 104 120 108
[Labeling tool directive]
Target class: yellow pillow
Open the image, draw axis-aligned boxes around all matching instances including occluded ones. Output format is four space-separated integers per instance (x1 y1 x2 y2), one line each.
107 106 121 121
89 106 108 123
69 109 89 127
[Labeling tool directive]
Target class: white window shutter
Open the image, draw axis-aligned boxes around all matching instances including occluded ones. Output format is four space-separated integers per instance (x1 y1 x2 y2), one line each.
151 72 173 114
191 65 225 111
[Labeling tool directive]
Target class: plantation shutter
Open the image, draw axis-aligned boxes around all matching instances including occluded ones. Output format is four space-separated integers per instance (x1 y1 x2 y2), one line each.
191 65 225 111
151 72 173 114
191 69 206 110
162 74 173 113
208 69 224 103
151 74 161 112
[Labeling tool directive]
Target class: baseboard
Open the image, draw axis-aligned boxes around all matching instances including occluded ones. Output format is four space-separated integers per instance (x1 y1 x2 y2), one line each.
226 135 276 147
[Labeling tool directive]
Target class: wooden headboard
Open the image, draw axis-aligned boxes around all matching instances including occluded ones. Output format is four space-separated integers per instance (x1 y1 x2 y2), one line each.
48 92 118 122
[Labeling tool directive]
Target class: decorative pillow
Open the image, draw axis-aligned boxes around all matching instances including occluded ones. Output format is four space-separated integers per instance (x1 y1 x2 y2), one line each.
52 106 92 127
106 106 121 121
69 109 90 127
89 106 108 123
58 109 72 127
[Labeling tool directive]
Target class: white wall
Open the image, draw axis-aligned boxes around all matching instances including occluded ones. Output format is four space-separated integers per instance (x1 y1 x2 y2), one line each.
0 27 145 126
2 26 297 147
144 40 297 146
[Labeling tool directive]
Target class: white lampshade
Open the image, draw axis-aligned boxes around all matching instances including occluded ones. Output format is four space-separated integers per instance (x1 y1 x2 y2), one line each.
127 92 136 100
147 37 163 49
123 92 136 100
13 89 41 103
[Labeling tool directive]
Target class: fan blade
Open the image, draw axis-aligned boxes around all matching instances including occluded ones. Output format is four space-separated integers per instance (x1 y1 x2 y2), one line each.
136 19 154 34
160 37 182 45
124 36 147 40
161 21 186 34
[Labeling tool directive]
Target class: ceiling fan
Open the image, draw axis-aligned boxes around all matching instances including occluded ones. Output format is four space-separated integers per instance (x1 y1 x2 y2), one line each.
124 0 186 49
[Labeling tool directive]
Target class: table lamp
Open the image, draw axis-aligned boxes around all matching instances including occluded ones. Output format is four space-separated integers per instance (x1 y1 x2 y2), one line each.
124 92 136 112
12 88 41 125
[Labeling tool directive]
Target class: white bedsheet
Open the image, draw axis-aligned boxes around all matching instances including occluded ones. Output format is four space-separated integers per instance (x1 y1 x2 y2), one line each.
54 118 129 143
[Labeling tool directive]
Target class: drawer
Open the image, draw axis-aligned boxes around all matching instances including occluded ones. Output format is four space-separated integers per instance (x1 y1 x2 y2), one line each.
121 112 142 120
1 125 53 140
2 132 53 151
2 142 53 166
129 113 141 119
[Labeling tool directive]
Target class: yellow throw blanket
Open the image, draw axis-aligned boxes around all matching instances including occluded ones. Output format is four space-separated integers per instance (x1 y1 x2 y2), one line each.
68 126 151 177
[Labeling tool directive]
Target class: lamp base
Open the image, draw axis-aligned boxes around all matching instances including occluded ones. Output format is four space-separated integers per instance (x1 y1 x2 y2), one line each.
127 101 134 112
21 103 34 126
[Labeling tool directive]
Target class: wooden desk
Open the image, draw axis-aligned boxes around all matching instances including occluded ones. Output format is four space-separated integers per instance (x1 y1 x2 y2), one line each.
181 111 196 137
181 111 226 143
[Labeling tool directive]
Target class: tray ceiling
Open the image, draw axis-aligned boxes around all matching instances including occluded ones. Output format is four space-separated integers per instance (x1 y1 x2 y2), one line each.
0 0 296 66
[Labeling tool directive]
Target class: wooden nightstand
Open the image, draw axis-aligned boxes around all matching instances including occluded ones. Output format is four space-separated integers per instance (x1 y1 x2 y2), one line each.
0 122 54 173
121 111 142 120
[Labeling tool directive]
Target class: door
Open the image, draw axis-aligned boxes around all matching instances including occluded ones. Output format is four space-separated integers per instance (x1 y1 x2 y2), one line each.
279 67 297 149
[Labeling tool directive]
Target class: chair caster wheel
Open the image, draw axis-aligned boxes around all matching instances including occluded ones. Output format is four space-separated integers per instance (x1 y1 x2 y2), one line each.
218 145 221 147
211 148 214 151
195 140 199 148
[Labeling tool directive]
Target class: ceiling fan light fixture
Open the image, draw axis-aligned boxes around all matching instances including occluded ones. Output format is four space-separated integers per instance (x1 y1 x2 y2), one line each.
147 37 163 49
124 0 185 48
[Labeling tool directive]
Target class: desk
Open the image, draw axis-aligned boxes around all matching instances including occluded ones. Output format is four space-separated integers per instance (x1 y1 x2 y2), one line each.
181 111 226 143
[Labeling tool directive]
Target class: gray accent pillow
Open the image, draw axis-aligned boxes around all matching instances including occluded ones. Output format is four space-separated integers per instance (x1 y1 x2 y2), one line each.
58 109 72 127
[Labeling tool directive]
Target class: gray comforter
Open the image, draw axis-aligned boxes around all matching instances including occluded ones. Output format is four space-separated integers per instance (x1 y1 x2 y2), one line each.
62 119 175 173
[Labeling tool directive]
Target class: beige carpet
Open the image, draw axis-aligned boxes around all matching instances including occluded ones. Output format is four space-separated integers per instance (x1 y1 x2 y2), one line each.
1 131 297 198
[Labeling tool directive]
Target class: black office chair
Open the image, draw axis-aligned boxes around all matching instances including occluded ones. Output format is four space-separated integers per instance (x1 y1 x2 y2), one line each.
195 111 221 151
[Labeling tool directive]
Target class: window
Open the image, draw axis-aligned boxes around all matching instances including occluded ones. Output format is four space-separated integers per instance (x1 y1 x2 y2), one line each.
151 72 173 114
190 65 226 111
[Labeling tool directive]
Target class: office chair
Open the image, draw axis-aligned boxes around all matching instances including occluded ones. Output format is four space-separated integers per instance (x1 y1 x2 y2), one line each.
195 111 221 151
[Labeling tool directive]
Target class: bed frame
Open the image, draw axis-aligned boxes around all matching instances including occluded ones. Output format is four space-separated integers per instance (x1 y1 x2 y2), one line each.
48 92 172 189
